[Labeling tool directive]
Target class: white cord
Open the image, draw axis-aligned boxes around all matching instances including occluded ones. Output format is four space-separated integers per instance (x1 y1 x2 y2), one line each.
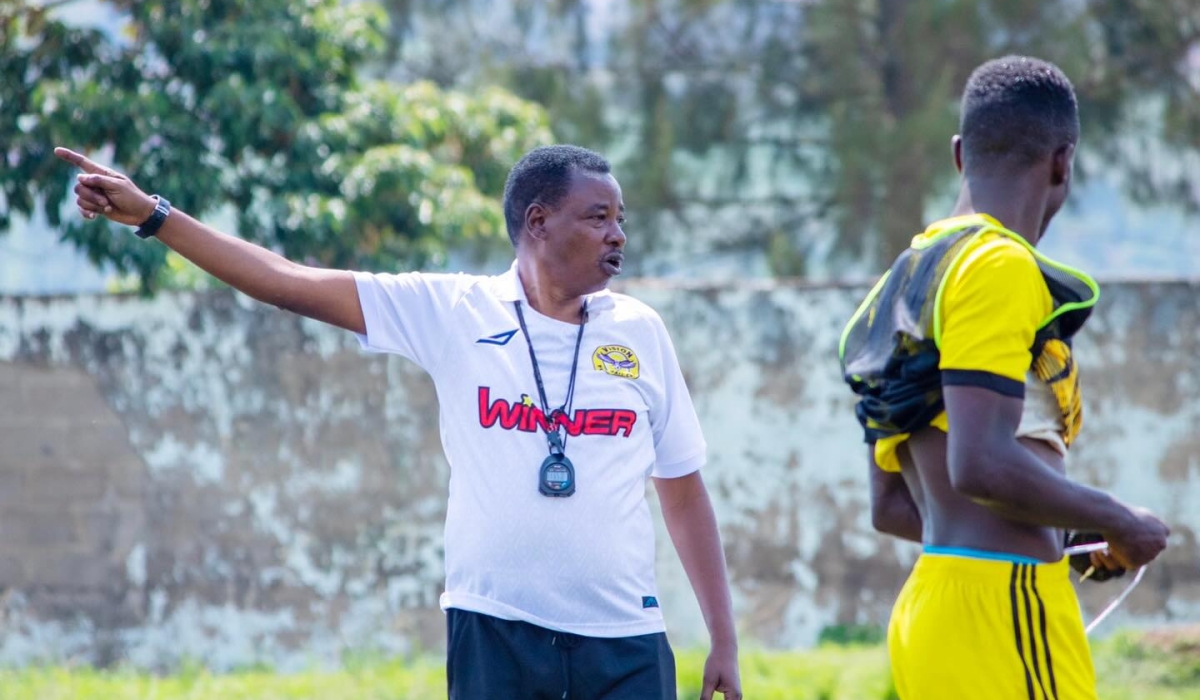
1062 540 1149 636
1063 541 1111 556
1084 566 1147 635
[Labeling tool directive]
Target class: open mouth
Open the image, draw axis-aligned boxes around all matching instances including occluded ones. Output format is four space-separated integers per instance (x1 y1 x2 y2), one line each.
601 252 624 276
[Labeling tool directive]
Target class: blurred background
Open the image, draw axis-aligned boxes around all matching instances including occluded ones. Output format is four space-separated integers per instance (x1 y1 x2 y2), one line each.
1 0 1198 697
4 0 1199 293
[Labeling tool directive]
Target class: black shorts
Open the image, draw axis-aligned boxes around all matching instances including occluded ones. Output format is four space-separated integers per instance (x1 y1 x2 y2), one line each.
446 608 677 700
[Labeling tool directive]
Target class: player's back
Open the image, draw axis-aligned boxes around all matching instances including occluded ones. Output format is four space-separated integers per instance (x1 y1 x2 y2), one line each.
842 215 1099 563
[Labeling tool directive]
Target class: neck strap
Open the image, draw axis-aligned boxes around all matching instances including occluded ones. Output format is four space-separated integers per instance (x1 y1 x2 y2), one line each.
513 299 589 454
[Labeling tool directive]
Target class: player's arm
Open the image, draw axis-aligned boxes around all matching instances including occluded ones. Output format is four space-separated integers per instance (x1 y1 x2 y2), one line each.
56 147 365 334
938 240 1168 569
868 447 922 542
655 472 742 700
945 385 1167 568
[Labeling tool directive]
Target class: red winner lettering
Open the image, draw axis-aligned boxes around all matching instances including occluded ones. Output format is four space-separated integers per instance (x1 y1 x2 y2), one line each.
477 387 636 437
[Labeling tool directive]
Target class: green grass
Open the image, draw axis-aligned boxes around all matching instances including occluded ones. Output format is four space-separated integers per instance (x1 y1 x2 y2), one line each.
1086 629 1200 700
676 645 896 700
0 630 1196 699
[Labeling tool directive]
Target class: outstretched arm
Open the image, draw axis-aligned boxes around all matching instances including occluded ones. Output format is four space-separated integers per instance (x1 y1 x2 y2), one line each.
655 471 742 700
869 447 923 542
57 147 365 333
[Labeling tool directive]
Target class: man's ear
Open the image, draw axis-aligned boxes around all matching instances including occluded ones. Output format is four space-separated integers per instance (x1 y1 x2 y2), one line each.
1050 143 1075 187
952 135 964 174
525 202 550 242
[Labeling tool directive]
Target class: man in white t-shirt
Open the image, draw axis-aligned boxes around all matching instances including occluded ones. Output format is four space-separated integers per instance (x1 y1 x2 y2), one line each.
58 144 742 700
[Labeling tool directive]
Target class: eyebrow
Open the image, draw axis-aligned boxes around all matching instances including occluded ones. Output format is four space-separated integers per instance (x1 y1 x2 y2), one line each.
583 203 626 214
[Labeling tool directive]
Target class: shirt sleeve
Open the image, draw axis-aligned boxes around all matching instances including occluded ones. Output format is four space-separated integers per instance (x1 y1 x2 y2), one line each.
646 314 707 479
937 237 1052 397
353 271 472 372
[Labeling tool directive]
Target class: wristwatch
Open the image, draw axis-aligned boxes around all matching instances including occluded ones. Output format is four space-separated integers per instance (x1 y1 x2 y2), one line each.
134 195 172 239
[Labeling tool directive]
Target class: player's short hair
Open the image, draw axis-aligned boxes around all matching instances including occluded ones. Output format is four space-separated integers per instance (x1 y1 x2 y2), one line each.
502 145 611 246
960 56 1079 174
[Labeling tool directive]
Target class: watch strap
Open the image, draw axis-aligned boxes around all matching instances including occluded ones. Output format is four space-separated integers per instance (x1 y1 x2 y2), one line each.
134 195 171 239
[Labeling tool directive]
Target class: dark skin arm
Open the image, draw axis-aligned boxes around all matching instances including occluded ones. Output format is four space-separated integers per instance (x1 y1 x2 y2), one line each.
944 384 1169 570
655 472 741 700
868 447 923 542
56 147 366 334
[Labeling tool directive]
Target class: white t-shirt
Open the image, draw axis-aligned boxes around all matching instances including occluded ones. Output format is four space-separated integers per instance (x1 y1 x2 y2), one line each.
353 261 707 637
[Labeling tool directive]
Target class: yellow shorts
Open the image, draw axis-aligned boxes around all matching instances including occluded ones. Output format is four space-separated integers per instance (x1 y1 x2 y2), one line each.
889 552 1097 700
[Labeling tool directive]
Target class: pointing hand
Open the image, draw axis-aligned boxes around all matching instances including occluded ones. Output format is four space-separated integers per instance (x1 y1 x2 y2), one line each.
55 147 157 227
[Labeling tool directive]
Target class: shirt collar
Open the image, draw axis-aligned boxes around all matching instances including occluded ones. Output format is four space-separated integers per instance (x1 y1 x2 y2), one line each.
912 213 1006 246
492 260 617 313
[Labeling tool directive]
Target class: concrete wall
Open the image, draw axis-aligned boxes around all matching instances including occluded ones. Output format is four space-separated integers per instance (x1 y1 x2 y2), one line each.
0 280 1197 670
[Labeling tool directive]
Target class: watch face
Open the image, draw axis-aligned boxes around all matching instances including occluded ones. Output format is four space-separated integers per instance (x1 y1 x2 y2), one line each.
539 454 575 497
543 463 571 489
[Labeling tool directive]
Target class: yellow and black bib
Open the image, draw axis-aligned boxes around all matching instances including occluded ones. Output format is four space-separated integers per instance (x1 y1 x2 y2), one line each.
839 215 1098 469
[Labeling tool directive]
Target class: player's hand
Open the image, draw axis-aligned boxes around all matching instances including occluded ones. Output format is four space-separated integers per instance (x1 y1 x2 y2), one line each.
1066 531 1124 582
54 147 157 227
700 642 741 700
1088 548 1125 576
1103 506 1170 570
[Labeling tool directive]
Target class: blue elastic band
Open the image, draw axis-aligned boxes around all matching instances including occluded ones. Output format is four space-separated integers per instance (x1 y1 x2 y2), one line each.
923 545 1043 565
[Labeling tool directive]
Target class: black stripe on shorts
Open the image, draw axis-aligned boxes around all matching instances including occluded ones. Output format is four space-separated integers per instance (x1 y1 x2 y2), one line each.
1031 565 1060 700
1021 564 1051 700
1010 563 1037 700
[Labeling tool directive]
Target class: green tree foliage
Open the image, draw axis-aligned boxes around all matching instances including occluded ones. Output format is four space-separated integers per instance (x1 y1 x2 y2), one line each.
381 0 1199 274
1070 0 1200 211
798 0 1200 265
0 0 552 291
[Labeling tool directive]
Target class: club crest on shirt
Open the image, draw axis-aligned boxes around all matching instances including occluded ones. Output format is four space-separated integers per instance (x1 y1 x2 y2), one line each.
592 345 639 380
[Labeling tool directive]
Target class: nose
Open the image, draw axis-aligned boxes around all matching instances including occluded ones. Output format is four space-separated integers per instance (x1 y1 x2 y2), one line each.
607 221 626 248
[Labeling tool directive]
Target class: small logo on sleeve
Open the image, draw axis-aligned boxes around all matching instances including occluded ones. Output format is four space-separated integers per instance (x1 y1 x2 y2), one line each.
642 596 659 609
477 329 519 346
593 345 640 379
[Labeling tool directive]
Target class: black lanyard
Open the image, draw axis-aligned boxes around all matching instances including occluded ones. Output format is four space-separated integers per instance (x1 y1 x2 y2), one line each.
513 299 588 455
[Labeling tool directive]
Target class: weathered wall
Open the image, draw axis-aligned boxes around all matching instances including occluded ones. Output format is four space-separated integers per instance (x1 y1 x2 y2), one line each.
0 281 1197 669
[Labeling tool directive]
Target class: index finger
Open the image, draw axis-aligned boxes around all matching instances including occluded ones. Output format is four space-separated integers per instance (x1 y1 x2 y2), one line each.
54 147 120 177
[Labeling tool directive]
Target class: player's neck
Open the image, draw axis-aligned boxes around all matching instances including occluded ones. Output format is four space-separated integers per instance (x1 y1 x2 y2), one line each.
949 178 1049 247
516 258 587 325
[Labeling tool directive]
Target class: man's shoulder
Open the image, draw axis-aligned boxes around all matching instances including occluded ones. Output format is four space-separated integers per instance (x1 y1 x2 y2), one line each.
947 231 1042 289
420 269 503 302
358 269 491 288
355 269 503 316
974 229 1038 258
603 291 666 326
937 230 1053 337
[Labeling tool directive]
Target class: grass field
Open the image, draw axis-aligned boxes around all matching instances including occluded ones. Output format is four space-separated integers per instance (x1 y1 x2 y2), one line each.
0 629 1196 699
